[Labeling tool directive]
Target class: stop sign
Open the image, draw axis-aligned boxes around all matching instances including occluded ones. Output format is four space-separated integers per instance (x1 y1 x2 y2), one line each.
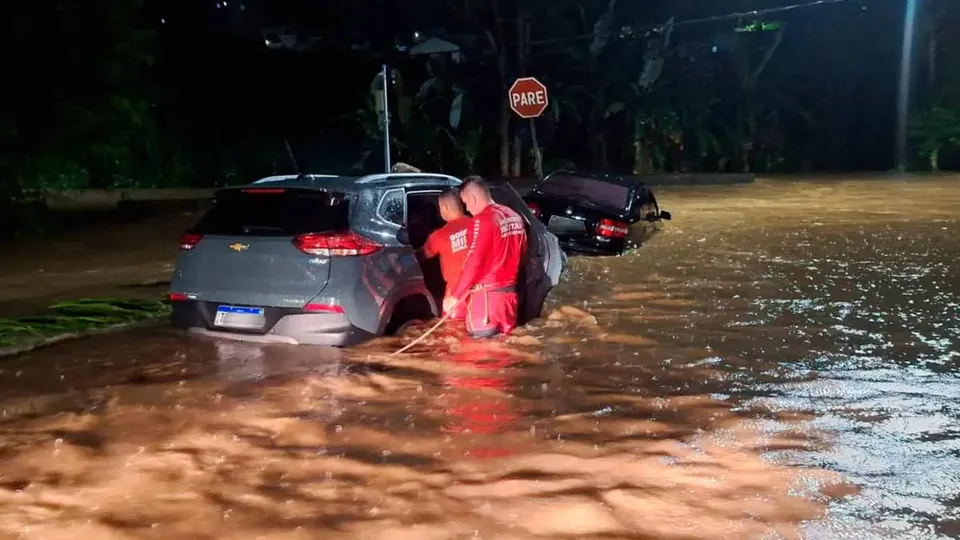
508 77 549 119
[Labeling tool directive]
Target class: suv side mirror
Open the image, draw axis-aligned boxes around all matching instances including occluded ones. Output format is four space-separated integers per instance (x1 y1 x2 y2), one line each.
396 227 411 245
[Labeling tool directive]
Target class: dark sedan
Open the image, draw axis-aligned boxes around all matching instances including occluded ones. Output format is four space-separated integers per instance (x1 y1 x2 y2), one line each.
522 170 671 255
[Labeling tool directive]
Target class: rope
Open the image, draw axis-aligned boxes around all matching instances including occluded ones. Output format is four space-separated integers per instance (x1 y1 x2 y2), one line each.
388 297 462 357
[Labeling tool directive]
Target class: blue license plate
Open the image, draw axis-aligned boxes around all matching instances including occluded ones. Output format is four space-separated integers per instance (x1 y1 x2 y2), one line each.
216 305 265 316
214 305 265 328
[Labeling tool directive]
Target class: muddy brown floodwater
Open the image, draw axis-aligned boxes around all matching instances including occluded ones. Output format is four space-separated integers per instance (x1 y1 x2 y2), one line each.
1 177 959 540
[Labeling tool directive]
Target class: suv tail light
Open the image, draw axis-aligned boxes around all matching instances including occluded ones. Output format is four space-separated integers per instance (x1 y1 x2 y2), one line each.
293 232 382 256
304 303 345 314
526 202 542 220
180 232 203 250
596 218 629 239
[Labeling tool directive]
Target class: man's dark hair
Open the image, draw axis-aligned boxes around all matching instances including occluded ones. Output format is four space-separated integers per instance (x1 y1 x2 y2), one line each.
439 188 465 213
461 175 490 195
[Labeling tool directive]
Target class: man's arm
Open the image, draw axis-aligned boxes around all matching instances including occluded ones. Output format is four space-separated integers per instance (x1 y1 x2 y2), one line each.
448 216 491 301
420 230 441 259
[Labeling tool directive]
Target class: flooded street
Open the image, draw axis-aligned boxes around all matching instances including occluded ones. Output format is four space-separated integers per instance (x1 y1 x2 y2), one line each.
1 177 958 539
0 212 192 319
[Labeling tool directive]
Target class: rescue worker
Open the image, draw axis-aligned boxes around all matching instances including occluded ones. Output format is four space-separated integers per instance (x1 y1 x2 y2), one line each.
443 176 527 338
419 189 473 320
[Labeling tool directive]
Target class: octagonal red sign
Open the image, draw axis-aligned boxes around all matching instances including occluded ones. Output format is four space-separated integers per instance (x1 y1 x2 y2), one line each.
508 77 549 119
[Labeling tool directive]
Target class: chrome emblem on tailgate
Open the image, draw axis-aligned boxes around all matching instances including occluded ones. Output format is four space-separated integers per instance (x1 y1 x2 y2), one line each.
229 243 249 252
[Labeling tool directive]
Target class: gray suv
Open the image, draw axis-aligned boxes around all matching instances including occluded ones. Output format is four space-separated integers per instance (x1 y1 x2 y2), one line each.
169 173 565 346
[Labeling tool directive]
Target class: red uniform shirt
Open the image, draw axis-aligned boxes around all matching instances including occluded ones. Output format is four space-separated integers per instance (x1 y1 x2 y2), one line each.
423 217 474 297
449 203 528 301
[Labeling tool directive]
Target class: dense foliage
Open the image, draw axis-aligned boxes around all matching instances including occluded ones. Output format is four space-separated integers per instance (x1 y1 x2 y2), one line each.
2 0 959 201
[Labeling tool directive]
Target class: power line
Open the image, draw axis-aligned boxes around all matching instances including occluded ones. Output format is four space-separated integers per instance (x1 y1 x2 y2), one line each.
529 0 867 47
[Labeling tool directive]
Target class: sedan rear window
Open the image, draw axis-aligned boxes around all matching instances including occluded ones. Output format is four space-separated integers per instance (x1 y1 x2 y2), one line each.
537 174 630 211
192 189 349 236
491 184 535 223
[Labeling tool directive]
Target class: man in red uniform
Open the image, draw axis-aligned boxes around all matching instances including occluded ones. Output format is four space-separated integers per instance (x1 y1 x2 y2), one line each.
420 189 473 319
443 176 528 338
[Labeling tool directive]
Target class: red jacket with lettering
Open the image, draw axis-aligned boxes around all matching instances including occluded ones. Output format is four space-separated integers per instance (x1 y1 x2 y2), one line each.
422 217 474 297
449 203 528 301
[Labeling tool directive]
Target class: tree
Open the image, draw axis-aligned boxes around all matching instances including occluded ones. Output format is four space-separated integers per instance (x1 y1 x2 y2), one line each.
445 0 574 177
0 0 200 196
446 0 513 176
539 0 621 170
909 105 960 171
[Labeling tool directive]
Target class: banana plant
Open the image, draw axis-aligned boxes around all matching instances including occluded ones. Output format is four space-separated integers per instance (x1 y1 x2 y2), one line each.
444 126 484 174
349 97 410 172
569 0 620 168
449 86 465 130
572 8 681 171
352 68 469 172
631 106 682 173
413 77 470 169
909 105 960 171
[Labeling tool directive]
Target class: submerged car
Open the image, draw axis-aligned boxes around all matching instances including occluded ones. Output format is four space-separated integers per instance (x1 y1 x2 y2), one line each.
522 170 671 255
169 173 565 346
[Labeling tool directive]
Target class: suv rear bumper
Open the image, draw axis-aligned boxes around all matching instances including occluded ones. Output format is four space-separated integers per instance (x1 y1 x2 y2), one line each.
170 300 372 347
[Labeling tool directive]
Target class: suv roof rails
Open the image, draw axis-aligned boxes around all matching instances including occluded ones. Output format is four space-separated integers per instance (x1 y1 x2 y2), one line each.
252 174 339 185
356 172 462 184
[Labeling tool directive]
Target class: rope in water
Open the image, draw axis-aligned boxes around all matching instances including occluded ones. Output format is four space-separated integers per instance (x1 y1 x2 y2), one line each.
388 297 461 357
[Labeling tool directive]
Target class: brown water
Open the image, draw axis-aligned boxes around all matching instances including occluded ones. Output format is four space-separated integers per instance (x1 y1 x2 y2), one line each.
0 211 193 318
1 177 959 539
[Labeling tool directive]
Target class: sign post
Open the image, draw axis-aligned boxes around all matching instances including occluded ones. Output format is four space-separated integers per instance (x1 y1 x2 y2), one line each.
508 77 548 181
381 64 392 173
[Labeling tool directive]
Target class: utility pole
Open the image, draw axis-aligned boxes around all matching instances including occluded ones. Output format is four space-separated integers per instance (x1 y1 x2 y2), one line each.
381 63 392 173
896 0 919 172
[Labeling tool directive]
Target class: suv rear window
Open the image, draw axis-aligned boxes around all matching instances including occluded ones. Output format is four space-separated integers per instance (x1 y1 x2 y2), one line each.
192 189 349 236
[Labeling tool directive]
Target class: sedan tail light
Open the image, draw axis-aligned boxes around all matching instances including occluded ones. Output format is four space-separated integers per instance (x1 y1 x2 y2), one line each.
180 232 204 250
526 202 542 220
596 218 629 239
293 232 382 256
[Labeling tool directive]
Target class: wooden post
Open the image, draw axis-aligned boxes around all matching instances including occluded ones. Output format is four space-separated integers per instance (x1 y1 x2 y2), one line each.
518 13 544 181
530 120 544 181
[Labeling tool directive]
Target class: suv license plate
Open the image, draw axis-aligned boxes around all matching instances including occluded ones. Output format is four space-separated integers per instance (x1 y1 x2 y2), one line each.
214 305 266 329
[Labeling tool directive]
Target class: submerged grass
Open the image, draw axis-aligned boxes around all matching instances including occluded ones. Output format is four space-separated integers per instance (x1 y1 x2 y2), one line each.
0 297 170 351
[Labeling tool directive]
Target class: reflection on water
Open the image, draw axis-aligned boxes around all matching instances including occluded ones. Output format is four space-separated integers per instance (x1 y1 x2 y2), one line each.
0 178 958 538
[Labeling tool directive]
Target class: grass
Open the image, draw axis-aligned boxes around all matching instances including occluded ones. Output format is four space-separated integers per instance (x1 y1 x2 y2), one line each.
0 297 170 350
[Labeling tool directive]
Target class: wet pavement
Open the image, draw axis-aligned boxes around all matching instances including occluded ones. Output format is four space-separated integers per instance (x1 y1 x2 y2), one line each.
1 177 959 539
